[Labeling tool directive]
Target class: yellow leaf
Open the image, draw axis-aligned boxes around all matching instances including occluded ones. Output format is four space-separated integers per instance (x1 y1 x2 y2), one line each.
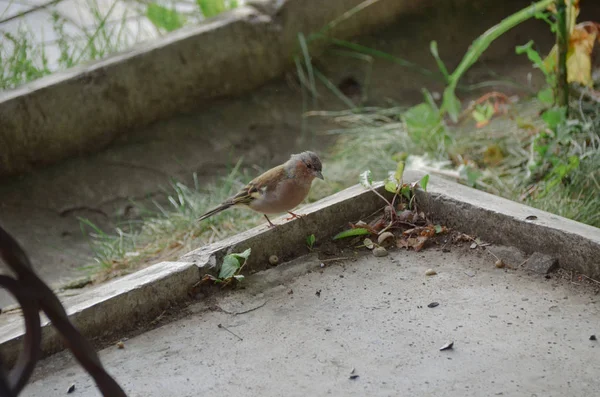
543 22 600 87
566 23 598 86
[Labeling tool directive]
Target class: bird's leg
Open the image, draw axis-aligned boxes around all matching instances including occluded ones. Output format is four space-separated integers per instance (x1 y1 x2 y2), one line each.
285 211 305 221
264 214 277 228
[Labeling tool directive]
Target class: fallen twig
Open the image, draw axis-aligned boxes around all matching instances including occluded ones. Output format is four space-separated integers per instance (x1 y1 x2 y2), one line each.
215 300 269 316
581 274 600 285
232 300 268 315
149 309 167 325
321 257 351 263
218 323 243 341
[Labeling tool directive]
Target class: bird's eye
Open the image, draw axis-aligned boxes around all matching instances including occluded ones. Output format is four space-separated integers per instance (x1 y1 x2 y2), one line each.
306 163 313 169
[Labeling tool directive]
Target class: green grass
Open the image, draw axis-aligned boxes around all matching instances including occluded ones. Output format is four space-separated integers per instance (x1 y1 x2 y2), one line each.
307 96 600 228
0 0 240 91
79 160 276 280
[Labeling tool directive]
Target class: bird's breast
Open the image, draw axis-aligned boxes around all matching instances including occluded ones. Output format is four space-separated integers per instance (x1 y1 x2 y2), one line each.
249 179 311 214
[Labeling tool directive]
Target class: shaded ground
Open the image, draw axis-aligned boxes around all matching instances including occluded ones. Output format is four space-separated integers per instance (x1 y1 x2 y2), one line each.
1 0 578 307
23 244 600 397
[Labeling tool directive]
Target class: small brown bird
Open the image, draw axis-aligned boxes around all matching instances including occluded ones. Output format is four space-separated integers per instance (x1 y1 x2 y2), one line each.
198 151 324 227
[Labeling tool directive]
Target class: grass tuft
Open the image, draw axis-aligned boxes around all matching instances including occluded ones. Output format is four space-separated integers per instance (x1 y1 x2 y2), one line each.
79 161 271 281
0 0 241 91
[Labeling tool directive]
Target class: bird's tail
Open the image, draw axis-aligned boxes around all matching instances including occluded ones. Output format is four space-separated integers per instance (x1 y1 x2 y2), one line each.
197 202 233 222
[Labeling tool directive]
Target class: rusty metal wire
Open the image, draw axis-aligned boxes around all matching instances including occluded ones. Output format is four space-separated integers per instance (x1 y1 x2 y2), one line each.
0 225 127 397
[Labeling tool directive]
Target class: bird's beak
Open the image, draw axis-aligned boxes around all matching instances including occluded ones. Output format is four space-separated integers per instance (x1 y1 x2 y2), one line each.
315 171 324 180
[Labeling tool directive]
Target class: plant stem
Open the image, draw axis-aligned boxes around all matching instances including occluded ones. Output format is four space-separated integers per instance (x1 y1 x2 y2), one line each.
442 0 554 120
555 0 569 111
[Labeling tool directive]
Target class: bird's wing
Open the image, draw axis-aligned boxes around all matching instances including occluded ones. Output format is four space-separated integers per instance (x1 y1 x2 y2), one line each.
229 165 286 206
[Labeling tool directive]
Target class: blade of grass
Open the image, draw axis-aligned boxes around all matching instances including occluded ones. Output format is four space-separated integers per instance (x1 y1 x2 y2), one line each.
298 32 318 105
313 67 356 109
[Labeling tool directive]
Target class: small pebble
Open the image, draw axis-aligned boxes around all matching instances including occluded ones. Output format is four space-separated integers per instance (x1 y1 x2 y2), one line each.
425 269 437 276
590 335 597 341
373 247 388 257
495 259 506 268
427 302 439 308
116 341 125 349
269 255 279 265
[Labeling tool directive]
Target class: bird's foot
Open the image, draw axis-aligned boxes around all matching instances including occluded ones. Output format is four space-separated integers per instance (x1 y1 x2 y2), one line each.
285 211 305 221
264 215 278 228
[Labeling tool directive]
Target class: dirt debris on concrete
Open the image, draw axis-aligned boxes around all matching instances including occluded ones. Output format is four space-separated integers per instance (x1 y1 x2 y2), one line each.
22 243 600 397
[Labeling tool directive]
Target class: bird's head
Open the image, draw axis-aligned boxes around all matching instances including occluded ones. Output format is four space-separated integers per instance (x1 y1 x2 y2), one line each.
288 151 324 182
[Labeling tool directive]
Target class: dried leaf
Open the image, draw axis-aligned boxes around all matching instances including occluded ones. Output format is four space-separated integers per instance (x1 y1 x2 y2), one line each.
363 238 374 250
420 226 436 238
455 233 474 243
397 210 414 222
403 228 418 236
397 238 409 249
407 236 428 252
544 22 600 87
377 232 395 245
403 226 435 238
566 23 598 87
439 341 454 351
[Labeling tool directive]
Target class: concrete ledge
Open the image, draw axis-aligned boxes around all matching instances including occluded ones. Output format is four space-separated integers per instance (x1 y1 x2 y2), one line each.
407 170 600 279
0 261 199 365
0 0 427 178
0 181 388 365
2 170 599 365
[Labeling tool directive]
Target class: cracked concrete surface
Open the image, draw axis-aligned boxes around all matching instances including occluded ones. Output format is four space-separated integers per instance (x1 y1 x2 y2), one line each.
23 245 600 397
